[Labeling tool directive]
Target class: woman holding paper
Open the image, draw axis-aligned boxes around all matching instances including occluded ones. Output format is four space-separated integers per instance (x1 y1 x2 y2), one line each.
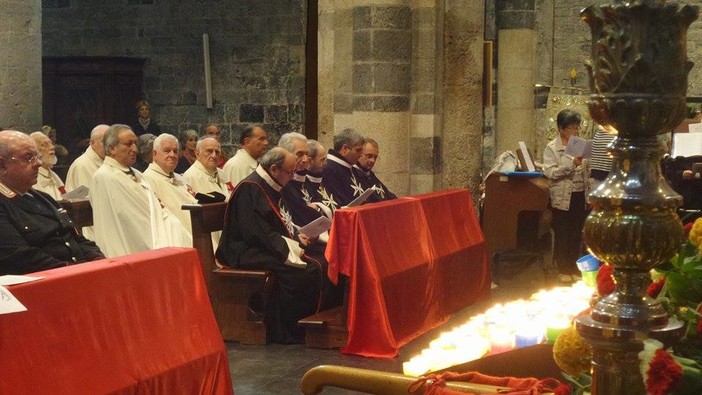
543 109 590 283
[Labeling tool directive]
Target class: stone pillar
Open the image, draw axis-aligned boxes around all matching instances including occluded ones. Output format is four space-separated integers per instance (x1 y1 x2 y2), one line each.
0 0 43 132
442 0 485 197
495 0 536 155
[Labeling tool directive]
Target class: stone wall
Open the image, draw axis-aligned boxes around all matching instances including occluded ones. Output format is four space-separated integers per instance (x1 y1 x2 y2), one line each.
42 0 307 151
0 0 43 132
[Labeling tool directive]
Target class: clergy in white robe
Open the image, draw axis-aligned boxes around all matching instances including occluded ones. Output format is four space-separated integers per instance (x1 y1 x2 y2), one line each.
222 125 269 188
90 125 191 258
30 131 65 200
64 124 108 240
182 136 228 249
142 134 198 233
183 137 230 198
65 124 108 191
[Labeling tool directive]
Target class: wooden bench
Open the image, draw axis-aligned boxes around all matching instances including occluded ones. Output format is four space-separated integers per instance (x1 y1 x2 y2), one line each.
182 203 275 345
58 198 93 233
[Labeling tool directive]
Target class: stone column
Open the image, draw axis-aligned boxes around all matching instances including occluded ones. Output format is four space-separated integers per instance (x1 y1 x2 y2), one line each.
495 0 536 155
0 0 43 132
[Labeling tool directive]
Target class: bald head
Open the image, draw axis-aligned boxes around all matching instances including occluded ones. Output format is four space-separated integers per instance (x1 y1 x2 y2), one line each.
90 124 109 159
0 130 42 193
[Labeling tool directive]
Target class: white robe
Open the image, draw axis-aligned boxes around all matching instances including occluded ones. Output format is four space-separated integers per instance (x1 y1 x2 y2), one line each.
182 160 231 199
65 146 103 240
33 167 64 201
90 156 191 258
65 146 102 191
222 149 257 188
142 162 198 233
182 160 228 248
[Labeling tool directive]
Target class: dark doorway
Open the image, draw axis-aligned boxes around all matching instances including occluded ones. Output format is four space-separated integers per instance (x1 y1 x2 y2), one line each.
43 57 145 160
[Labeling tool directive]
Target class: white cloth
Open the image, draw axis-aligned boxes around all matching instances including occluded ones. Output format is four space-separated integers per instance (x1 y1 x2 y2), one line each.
142 162 198 233
65 146 103 191
65 146 103 241
222 149 257 188
32 167 64 201
90 156 191 258
182 160 230 200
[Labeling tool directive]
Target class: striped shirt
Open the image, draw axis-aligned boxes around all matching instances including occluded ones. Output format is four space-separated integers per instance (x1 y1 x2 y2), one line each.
590 128 616 172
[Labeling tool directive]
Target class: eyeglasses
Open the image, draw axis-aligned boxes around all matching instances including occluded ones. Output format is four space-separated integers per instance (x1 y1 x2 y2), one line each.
8 153 43 164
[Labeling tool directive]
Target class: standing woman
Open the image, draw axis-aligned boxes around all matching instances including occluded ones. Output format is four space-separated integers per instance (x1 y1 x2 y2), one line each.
175 129 198 174
132 100 161 136
543 109 590 283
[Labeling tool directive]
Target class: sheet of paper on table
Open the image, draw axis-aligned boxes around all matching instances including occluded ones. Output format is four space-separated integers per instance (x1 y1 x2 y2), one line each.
0 285 27 315
0 275 43 286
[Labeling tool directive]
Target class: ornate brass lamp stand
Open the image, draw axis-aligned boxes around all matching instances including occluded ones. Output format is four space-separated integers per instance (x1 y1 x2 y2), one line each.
575 1 698 393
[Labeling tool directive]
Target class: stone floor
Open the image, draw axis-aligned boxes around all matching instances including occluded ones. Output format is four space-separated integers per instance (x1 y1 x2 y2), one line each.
225 254 560 394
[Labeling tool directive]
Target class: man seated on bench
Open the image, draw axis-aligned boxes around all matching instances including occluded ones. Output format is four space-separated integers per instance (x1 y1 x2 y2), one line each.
216 147 339 344
0 130 104 275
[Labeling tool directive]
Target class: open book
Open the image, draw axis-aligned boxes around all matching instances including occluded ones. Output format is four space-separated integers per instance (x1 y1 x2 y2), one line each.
61 185 89 200
345 188 374 208
672 132 702 157
565 136 592 159
298 216 332 238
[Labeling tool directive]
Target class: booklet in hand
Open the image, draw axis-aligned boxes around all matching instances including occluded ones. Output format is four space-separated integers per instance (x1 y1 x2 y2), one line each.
564 136 592 159
298 216 332 238
345 188 374 208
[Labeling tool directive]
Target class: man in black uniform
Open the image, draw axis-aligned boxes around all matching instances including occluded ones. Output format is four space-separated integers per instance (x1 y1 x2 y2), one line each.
216 147 338 343
0 130 104 275
321 128 365 210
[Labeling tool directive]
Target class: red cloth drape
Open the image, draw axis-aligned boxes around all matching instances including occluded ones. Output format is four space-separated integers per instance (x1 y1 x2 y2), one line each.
326 189 490 358
409 371 566 395
0 248 233 395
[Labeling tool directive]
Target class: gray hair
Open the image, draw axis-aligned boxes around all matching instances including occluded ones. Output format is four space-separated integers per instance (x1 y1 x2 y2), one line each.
178 129 198 150
278 132 307 153
333 128 364 151
153 133 178 152
90 124 110 141
137 133 156 159
196 136 219 150
307 139 324 159
104 124 133 155
259 147 289 171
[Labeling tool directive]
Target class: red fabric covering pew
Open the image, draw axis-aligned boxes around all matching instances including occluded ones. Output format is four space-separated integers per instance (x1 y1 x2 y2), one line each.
0 247 233 395
326 189 490 358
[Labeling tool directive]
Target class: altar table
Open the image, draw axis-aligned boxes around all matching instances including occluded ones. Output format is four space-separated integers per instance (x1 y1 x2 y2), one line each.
326 189 490 358
0 248 233 395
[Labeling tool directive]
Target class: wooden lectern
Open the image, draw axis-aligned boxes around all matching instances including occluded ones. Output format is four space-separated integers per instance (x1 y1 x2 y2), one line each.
482 172 550 276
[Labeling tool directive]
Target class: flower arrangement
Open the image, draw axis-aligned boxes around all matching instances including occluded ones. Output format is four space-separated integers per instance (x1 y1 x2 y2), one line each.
553 218 702 394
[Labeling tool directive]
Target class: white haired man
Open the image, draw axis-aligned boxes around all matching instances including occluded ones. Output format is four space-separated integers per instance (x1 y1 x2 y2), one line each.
29 131 65 200
90 125 191 257
66 124 109 191
142 133 198 232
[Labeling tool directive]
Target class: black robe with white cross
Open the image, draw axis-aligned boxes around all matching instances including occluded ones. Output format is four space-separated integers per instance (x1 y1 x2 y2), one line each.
321 150 365 210
215 167 339 343
352 164 397 202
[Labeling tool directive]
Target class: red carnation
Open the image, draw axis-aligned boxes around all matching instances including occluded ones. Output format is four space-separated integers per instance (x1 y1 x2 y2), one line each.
647 278 665 299
684 221 694 238
596 264 615 296
553 383 571 395
645 349 683 395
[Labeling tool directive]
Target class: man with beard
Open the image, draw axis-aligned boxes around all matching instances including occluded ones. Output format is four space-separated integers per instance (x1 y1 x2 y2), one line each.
321 128 365 210
353 137 397 202
142 133 198 232
90 125 191 257
304 139 333 217
0 130 104 275
216 147 339 343
29 131 65 200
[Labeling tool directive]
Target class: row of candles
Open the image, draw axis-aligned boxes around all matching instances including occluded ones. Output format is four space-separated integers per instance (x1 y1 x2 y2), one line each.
402 281 594 377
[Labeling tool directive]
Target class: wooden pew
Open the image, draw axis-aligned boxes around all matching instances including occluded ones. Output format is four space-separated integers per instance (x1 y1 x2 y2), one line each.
182 203 275 345
58 198 93 232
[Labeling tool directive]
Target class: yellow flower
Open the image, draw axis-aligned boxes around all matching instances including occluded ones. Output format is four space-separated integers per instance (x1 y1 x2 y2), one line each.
690 218 702 255
553 325 593 377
